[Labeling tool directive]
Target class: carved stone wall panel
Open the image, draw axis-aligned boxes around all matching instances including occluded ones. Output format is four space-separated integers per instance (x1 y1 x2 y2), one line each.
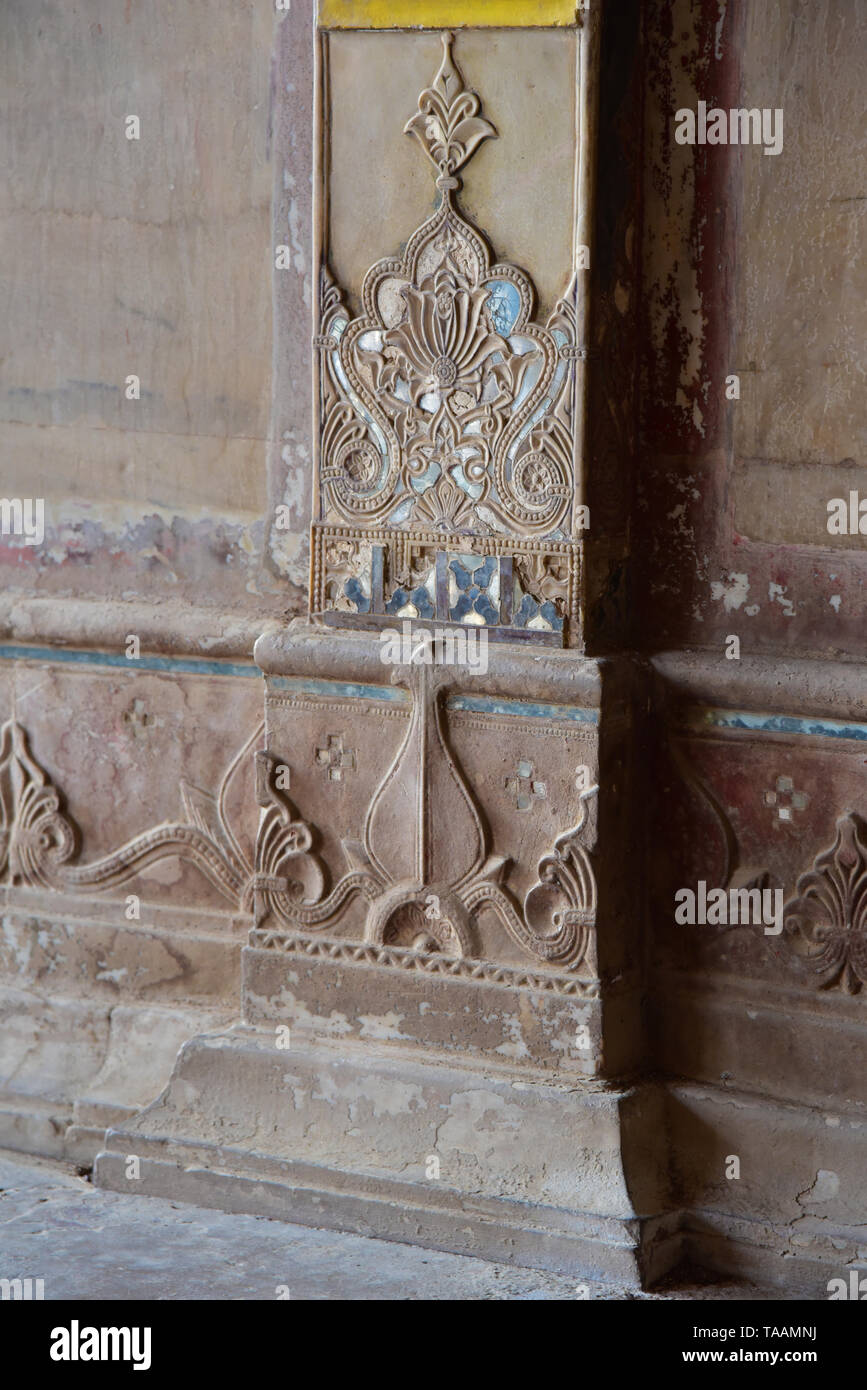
313 29 587 646
643 649 867 1138
0 655 262 1162
326 27 578 338
446 708 597 961
261 684 410 941
260 657 600 983
651 722 867 990
4 661 262 911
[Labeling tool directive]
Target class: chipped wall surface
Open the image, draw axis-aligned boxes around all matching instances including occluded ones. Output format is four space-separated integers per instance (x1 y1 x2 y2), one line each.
0 2 306 1161
639 0 866 655
638 0 867 1293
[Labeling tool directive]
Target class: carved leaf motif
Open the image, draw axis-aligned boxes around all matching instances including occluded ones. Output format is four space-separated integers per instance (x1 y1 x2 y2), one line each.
411 472 477 531
459 786 598 968
0 721 77 886
783 813 867 993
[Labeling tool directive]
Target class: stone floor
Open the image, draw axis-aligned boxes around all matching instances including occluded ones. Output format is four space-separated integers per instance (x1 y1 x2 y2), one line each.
0 1149 784 1301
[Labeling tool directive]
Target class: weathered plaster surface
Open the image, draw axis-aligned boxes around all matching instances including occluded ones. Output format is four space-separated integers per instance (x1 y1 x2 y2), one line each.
0 0 306 618
638 0 865 655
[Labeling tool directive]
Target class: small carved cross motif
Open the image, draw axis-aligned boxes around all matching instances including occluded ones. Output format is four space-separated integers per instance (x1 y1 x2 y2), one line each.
504 760 547 812
122 699 155 740
315 733 356 782
764 776 809 822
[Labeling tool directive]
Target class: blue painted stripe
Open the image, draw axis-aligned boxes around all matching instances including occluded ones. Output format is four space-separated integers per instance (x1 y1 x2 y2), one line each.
268 675 410 705
696 707 867 742
0 643 260 679
447 694 598 724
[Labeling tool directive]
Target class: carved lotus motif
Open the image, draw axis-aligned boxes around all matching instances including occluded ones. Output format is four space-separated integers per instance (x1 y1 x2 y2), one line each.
384 269 509 405
412 471 476 531
783 813 867 993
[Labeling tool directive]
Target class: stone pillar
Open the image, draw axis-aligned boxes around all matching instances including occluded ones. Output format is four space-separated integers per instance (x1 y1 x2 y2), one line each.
95 0 670 1285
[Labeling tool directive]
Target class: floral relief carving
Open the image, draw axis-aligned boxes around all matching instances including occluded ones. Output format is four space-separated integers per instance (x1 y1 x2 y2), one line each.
403 32 498 179
314 30 581 641
666 740 867 997
253 664 597 972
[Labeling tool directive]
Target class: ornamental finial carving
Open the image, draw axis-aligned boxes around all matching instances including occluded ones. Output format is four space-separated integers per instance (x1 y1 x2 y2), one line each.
403 31 497 186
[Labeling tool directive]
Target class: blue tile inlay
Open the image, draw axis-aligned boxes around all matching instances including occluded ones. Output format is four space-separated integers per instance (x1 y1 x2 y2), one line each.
512 594 564 632
268 676 410 706
696 707 867 742
344 577 371 613
385 585 435 620
449 555 499 626
0 643 259 679
447 695 597 724
484 279 522 336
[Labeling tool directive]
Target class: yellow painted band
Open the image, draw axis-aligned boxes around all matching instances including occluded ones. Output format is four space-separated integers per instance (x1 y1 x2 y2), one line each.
318 0 579 28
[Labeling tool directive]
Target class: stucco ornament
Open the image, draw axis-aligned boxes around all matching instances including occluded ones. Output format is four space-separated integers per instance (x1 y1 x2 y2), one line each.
315 31 581 640
0 717 261 909
403 30 497 179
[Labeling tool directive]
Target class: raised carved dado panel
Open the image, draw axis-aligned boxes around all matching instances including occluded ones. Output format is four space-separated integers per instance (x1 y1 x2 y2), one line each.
313 32 584 646
653 722 867 994
0 717 260 912
257 665 598 983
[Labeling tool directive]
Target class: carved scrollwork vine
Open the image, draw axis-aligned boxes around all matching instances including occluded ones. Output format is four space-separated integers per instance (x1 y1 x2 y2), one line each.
665 736 867 996
0 718 261 911
463 808 597 966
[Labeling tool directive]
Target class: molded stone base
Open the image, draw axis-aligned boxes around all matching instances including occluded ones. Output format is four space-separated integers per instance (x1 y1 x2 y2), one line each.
0 987 234 1165
91 1026 865 1293
94 1025 675 1286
